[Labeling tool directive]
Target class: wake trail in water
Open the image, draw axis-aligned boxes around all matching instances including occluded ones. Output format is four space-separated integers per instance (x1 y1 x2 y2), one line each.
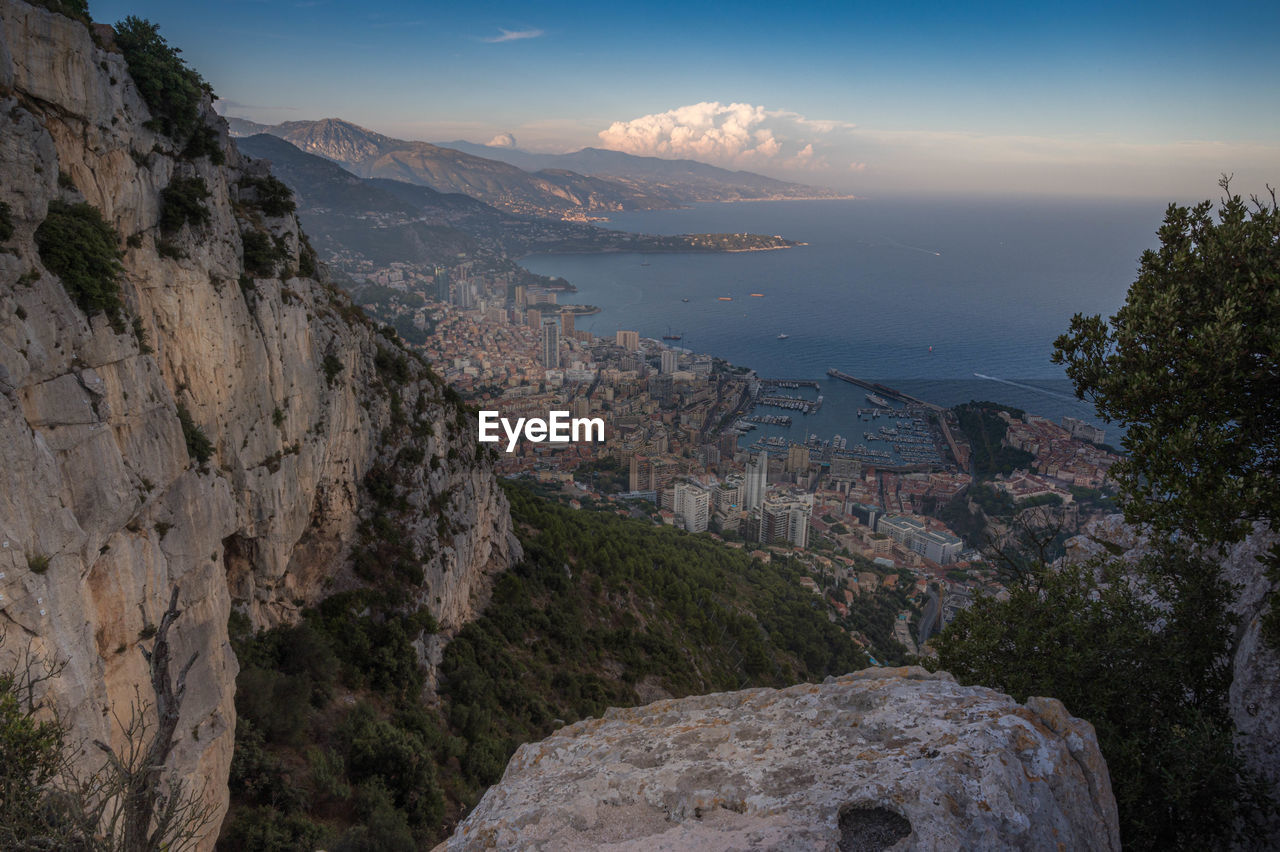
973 373 1079 402
879 235 942 256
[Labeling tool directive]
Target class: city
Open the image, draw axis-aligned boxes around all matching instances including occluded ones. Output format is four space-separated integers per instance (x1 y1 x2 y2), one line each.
354 253 1122 656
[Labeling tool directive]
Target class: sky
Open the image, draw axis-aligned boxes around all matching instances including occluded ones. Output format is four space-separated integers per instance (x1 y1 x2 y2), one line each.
93 0 1280 199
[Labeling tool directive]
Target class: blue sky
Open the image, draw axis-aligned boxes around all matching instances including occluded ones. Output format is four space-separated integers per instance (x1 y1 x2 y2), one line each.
93 0 1279 198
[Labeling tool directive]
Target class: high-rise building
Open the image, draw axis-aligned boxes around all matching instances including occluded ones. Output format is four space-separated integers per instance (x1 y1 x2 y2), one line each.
561 310 575 339
434 266 450 303
759 491 813 548
714 474 744 514
660 349 678 374
571 396 590 419
616 330 639 352
453 281 476 309
629 455 653 492
541 318 560 369
785 444 811 473
744 451 768 512
513 284 526 309
673 481 711 533
526 308 542 329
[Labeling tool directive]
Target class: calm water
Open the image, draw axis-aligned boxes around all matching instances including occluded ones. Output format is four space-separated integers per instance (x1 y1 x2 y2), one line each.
522 197 1164 443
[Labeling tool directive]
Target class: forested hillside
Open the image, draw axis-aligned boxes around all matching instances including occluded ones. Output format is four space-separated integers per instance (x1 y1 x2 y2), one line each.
221 483 866 848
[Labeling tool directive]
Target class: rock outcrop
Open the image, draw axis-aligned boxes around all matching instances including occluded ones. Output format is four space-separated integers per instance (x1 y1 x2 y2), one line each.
0 0 517 842
445 667 1121 851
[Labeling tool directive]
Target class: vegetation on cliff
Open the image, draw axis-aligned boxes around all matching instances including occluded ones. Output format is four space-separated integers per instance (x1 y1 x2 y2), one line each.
218 483 865 848
113 16 212 140
951 401 1035 478
34 199 125 328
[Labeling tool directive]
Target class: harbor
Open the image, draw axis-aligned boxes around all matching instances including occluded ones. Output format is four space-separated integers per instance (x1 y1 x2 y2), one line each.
741 371 953 470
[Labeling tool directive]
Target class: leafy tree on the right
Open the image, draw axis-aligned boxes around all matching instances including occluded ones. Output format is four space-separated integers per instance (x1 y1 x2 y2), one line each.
935 179 1279 849
1053 177 1280 641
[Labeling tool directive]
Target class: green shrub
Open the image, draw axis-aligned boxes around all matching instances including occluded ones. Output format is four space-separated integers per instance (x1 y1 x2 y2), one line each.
113 17 212 140
159 176 210 233
176 402 213 464
0 201 12 244
132 316 153 354
26 554 50 574
239 175 296 217
31 0 90 25
322 353 343 386
934 547 1270 849
34 200 124 328
182 124 224 164
241 229 283 277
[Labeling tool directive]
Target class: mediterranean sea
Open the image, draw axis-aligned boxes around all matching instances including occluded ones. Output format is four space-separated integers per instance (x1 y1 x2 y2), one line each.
521 197 1165 448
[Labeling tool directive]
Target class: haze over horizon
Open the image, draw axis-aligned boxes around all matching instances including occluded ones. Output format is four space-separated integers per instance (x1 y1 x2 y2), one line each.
93 0 1279 200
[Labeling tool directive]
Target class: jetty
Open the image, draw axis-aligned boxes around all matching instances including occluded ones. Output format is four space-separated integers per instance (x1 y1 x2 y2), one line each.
826 369 940 410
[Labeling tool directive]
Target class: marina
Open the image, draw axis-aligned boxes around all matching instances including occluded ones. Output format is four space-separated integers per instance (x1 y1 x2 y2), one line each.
757 394 824 414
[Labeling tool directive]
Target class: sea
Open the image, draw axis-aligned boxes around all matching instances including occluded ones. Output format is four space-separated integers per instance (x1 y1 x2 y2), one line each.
520 196 1165 452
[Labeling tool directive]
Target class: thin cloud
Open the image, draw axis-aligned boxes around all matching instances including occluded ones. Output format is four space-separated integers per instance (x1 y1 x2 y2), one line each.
481 28 544 43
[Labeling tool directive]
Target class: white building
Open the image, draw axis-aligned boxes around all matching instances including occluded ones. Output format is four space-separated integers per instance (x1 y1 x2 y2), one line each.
673 481 711 533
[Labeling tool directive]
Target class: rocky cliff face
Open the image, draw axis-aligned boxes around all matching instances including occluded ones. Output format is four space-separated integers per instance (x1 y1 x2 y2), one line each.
445 667 1121 851
0 0 517 840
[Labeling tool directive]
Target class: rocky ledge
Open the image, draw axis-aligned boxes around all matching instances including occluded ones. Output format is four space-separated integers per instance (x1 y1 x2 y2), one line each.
444 667 1120 851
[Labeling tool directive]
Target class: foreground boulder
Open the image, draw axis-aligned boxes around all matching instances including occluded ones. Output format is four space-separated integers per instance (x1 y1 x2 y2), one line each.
445 667 1119 851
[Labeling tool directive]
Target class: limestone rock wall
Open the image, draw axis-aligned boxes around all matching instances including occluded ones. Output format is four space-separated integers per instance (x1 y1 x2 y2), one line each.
0 0 517 842
446 667 1121 851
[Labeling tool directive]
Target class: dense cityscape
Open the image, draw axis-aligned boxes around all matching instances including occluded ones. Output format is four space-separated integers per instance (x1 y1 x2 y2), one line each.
350 253 1122 654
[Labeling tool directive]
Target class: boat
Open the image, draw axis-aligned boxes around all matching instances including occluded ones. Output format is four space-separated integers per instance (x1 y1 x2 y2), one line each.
750 293 764 297
718 296 733 301
866 393 890 407
662 334 682 340
777 333 789 340
681 298 690 302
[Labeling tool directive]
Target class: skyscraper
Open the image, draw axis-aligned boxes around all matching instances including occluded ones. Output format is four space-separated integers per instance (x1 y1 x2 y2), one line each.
541 317 560 369
744 450 768 512
561 309 575 339
434 266 450 303
660 349 678 374
615 330 639 352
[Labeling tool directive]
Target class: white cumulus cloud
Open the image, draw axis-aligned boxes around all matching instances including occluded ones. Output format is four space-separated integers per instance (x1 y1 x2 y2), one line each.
597 102 848 168
488 132 518 148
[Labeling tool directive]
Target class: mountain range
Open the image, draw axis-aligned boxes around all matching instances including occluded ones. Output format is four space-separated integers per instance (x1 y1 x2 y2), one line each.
235 133 797 274
226 117 845 218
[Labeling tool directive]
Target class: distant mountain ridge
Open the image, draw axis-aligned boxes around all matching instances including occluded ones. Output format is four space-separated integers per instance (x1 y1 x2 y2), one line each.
226 117 846 215
234 133 798 272
228 117 675 218
436 140 838 200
